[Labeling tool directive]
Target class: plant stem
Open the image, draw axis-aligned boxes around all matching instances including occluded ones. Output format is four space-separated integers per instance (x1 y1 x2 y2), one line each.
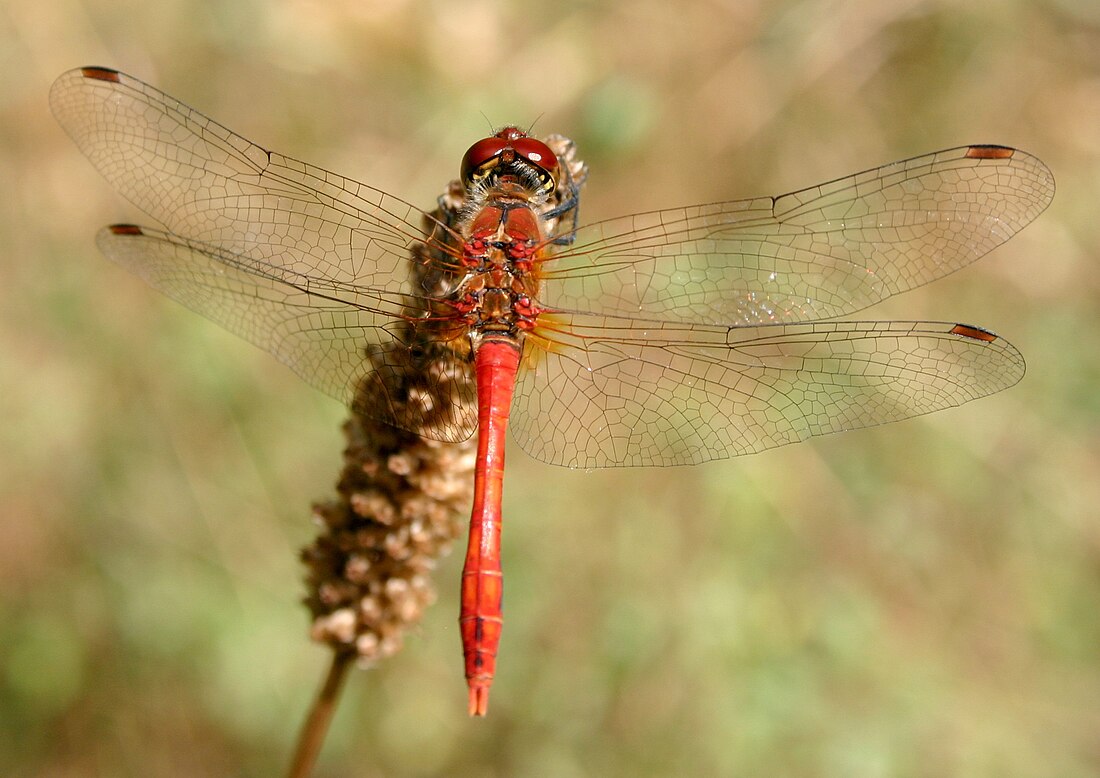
287 650 353 778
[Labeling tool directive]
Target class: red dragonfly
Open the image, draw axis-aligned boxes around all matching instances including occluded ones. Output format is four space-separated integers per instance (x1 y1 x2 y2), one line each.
51 66 1053 716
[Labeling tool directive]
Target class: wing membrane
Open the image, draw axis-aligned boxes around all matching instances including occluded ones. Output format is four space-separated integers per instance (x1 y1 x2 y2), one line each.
512 314 1023 468
50 67 450 297
97 225 477 441
542 146 1053 325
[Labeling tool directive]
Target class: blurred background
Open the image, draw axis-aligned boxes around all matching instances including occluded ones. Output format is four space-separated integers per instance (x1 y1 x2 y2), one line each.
3 0 1099 775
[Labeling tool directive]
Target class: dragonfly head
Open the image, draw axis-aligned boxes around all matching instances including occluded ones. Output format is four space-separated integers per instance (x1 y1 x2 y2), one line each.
461 127 560 197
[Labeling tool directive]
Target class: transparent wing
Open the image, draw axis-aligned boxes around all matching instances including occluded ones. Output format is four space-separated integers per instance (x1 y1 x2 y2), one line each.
541 145 1053 325
512 314 1023 468
53 66 1035 462
97 225 477 442
50 67 452 297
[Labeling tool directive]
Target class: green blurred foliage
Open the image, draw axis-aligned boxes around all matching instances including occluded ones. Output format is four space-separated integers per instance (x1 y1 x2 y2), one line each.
3 0 1100 775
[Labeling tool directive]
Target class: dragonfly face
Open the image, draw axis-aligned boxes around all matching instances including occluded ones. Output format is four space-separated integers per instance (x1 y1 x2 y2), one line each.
460 126 561 197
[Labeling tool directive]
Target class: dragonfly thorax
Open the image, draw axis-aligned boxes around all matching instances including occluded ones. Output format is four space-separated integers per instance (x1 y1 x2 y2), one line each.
452 201 546 339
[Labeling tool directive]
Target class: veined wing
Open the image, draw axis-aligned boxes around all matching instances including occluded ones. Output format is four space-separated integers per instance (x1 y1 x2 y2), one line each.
97 224 477 442
50 67 456 298
540 146 1052 325
512 313 1023 468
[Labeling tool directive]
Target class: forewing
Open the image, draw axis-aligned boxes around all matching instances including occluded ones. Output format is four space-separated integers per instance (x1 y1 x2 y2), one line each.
97 225 477 442
50 67 445 297
511 314 1023 468
542 146 1053 325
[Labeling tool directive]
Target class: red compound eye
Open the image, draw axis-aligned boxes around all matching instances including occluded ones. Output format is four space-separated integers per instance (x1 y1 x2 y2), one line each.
460 127 560 191
512 136 560 183
461 137 508 183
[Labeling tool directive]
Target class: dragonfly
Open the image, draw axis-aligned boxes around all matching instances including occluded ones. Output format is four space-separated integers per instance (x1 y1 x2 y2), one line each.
51 66 1053 716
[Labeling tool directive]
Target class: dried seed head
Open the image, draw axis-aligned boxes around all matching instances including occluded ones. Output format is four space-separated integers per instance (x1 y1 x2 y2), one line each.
301 193 477 668
302 372 476 663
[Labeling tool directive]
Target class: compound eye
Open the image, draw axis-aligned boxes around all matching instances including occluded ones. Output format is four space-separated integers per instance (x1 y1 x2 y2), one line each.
512 137 560 184
461 137 508 185
460 129 561 193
